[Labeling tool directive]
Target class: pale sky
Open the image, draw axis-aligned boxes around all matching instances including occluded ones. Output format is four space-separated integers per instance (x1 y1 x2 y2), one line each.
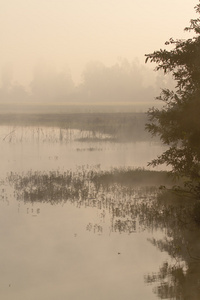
0 0 198 87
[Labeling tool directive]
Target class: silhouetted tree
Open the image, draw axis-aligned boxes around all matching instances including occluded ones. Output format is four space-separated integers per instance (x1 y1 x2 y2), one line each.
145 3 200 195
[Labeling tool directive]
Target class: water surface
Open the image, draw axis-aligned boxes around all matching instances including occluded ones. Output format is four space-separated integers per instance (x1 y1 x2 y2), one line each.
1 124 196 300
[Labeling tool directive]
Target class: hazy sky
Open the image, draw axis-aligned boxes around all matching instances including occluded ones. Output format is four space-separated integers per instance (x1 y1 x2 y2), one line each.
0 0 198 87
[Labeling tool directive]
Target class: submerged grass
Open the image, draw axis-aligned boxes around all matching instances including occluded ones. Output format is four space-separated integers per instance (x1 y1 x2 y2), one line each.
92 168 175 188
6 167 174 206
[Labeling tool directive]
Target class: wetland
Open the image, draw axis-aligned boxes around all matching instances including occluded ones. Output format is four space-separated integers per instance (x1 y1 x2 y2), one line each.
0 112 200 300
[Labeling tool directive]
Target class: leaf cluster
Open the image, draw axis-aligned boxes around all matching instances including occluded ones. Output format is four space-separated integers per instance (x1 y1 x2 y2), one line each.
145 3 200 194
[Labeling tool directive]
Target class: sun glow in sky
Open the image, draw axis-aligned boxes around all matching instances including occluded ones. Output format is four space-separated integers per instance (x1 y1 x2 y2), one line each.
0 0 198 87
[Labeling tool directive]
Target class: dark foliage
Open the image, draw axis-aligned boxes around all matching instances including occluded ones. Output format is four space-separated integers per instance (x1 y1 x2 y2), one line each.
145 3 200 195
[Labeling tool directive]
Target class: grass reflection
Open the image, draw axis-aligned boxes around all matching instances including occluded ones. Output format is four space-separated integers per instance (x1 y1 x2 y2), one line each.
143 190 200 299
0 112 151 142
4 166 200 298
6 167 164 235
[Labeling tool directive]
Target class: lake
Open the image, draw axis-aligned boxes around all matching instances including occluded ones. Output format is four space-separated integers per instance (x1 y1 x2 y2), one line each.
0 117 199 300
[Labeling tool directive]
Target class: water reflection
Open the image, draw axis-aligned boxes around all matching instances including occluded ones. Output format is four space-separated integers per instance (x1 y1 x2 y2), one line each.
1 123 198 299
5 168 158 235
0 172 164 300
143 192 200 300
0 125 167 177
0 125 113 144
3 167 200 299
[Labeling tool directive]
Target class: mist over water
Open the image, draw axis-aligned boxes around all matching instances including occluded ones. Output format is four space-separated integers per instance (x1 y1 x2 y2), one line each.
0 1 198 298
2 113 197 300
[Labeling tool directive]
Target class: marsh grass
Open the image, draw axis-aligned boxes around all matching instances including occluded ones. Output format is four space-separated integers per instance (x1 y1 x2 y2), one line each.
75 137 116 142
92 168 175 188
5 167 160 235
76 147 103 152
157 189 197 207
0 112 152 142
4 166 200 243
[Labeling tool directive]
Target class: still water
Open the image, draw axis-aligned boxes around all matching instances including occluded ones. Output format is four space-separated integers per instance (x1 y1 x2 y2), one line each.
0 126 165 175
0 125 198 300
